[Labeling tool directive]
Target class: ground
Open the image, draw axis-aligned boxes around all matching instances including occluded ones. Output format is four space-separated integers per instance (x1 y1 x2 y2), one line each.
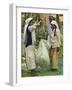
21 58 63 77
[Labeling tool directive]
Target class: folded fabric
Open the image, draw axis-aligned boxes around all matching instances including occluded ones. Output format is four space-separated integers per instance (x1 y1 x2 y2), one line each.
35 39 50 68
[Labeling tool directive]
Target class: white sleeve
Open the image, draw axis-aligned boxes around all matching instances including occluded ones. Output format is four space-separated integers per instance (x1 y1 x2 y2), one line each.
32 30 36 45
47 35 51 48
28 24 36 32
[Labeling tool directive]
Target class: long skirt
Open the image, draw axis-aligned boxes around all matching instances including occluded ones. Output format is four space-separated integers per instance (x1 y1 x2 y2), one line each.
25 45 36 70
50 48 58 69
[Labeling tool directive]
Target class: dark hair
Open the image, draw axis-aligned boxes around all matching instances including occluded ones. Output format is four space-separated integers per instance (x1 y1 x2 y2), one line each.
49 16 56 23
54 25 57 36
51 24 57 36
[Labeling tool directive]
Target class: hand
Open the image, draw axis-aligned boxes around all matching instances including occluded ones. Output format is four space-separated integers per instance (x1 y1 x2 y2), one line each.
37 20 41 26
34 20 41 26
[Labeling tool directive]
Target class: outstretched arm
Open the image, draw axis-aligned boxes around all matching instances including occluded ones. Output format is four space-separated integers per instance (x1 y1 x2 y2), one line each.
28 21 41 32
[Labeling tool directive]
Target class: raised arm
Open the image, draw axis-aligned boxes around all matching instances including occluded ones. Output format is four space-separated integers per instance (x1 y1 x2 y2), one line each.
28 21 41 32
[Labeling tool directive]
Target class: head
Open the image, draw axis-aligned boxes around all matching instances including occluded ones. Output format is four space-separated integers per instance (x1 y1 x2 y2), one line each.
49 16 55 23
51 20 59 30
51 20 58 36
25 17 33 25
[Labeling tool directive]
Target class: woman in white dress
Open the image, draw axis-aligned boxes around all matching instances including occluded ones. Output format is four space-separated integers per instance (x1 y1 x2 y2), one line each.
23 17 40 75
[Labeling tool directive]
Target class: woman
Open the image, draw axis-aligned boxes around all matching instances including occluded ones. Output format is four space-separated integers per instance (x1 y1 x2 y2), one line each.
23 17 40 75
48 20 61 71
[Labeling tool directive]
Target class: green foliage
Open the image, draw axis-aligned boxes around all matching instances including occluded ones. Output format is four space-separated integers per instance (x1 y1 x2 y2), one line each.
35 27 48 46
57 31 63 58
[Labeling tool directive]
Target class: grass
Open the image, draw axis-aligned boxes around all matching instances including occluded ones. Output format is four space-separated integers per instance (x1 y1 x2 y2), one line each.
21 58 63 77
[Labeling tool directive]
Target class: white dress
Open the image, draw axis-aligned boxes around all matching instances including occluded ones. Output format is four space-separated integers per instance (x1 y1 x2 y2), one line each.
25 45 36 70
25 24 37 70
